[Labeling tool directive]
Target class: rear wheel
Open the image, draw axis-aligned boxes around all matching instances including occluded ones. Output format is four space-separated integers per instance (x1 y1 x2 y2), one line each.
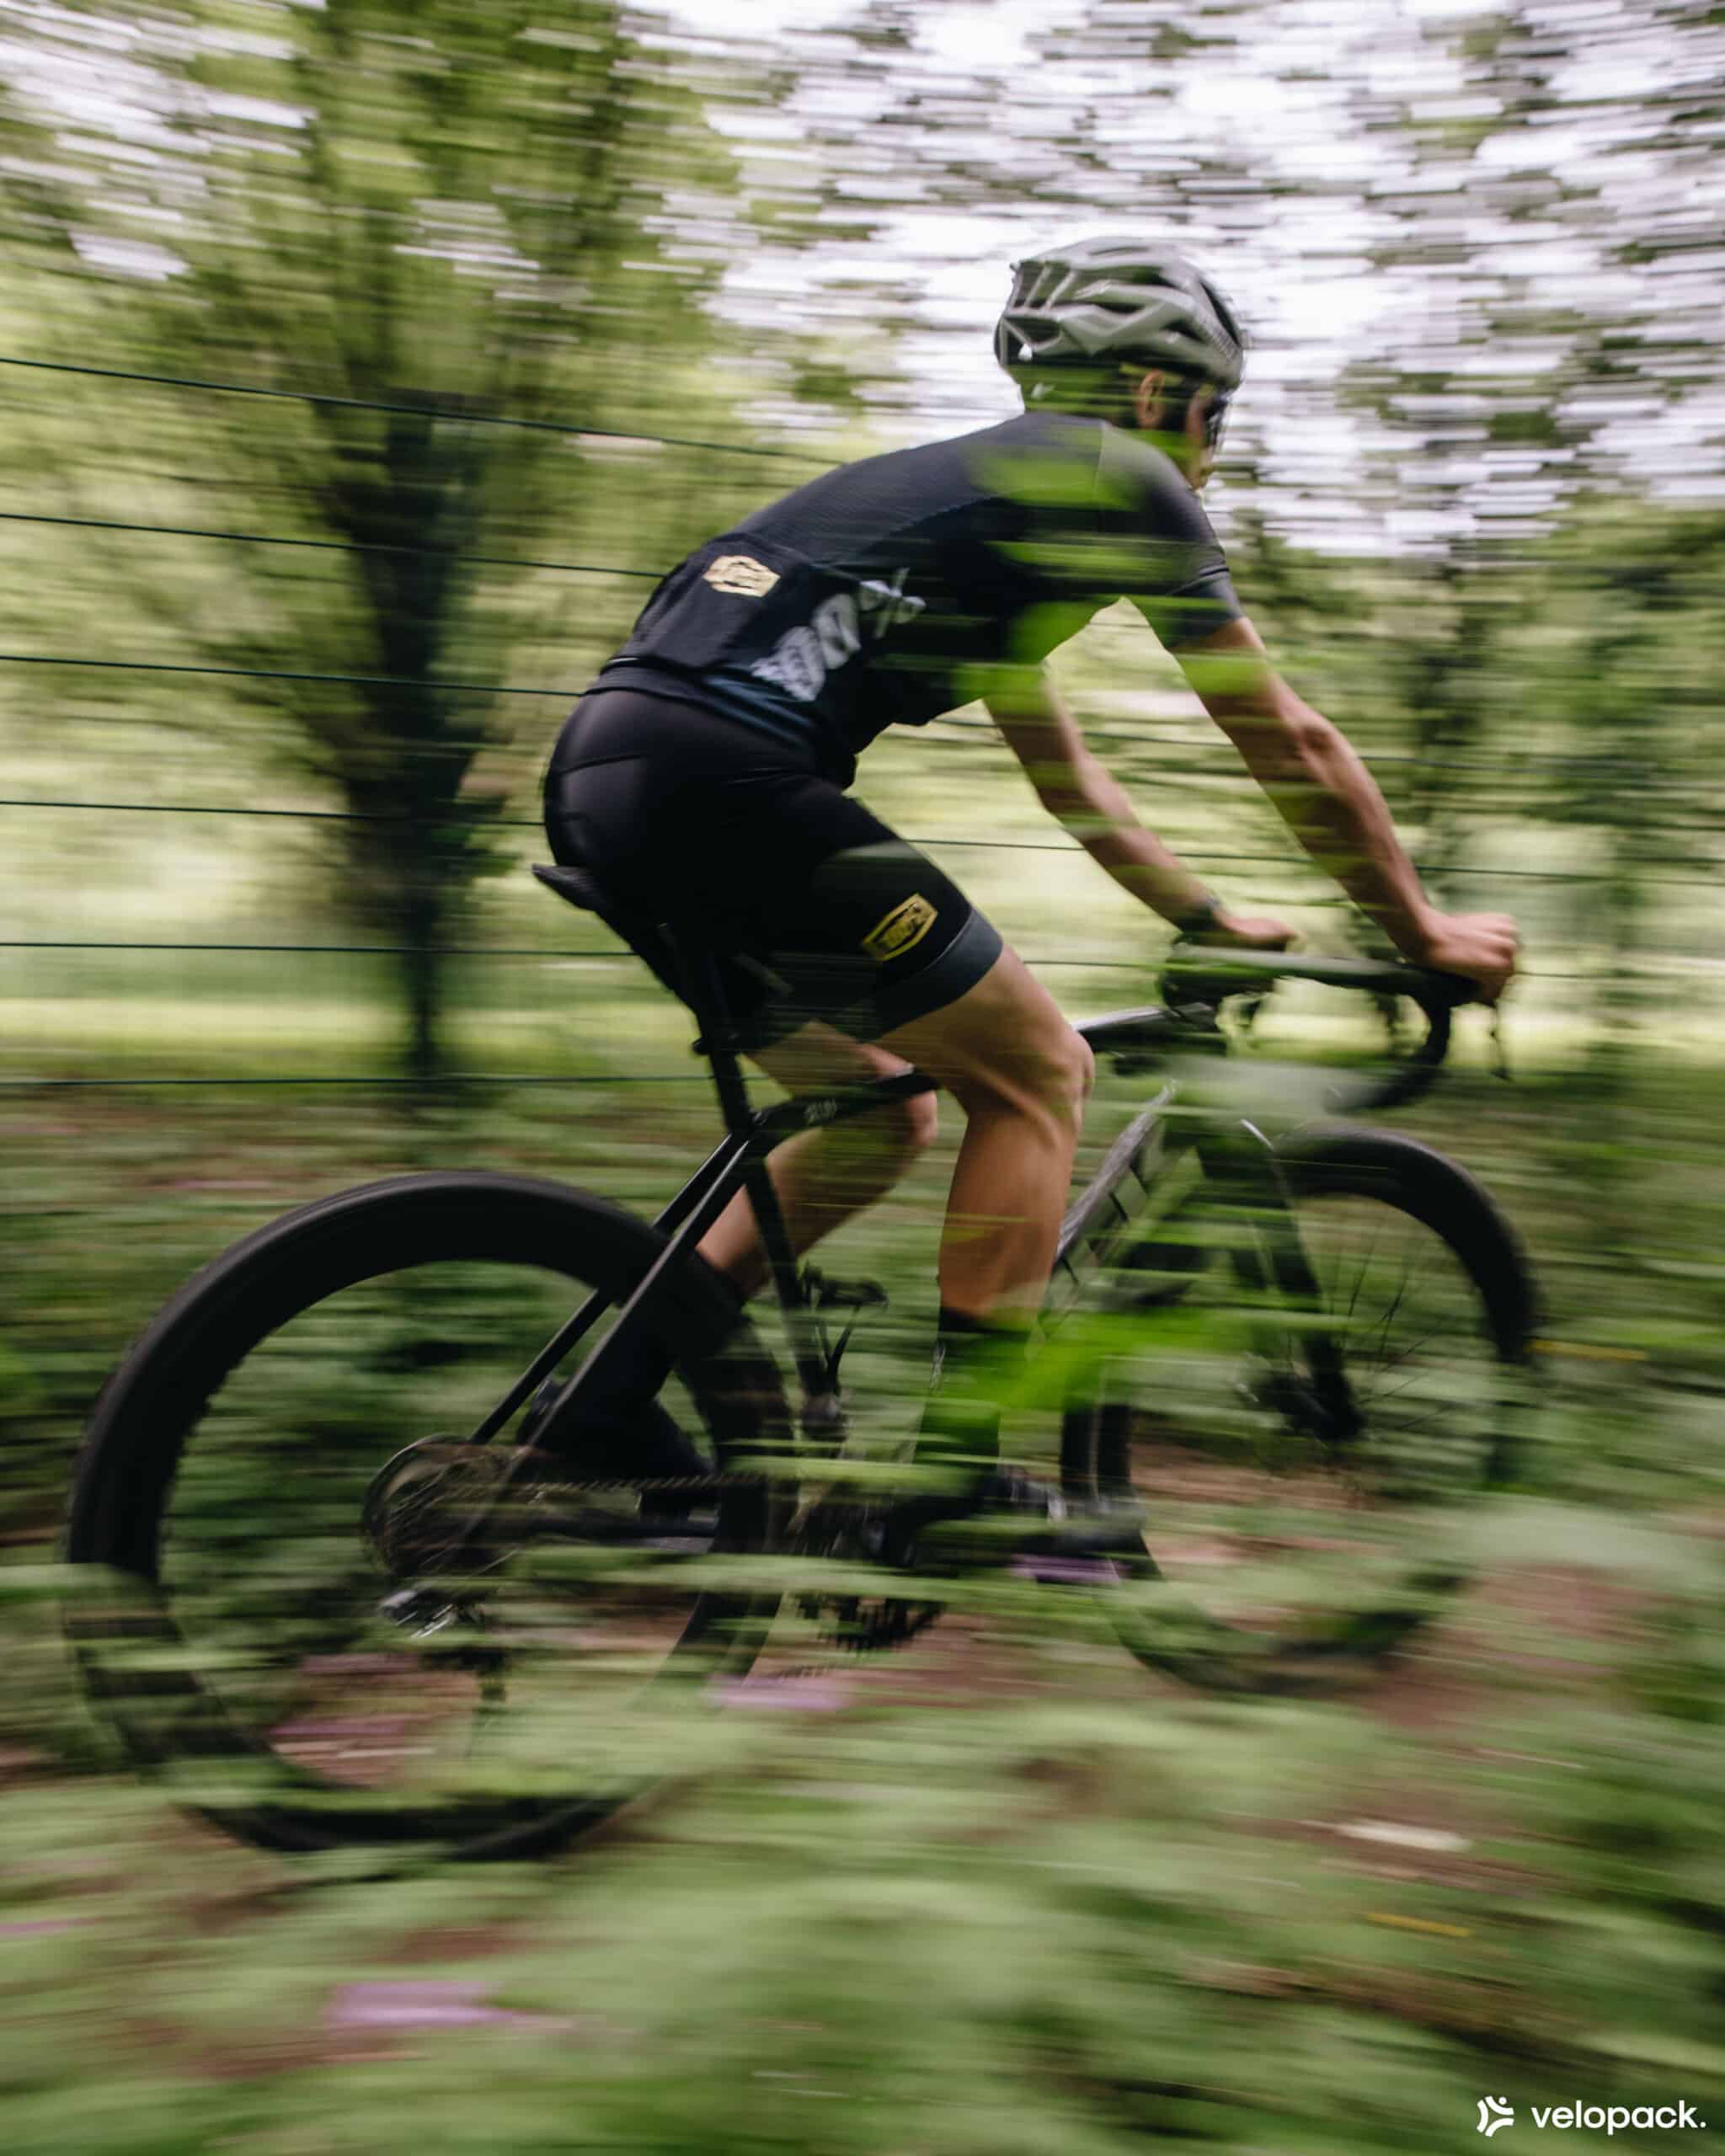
1060 1127 1538 1689
67 1174 790 1860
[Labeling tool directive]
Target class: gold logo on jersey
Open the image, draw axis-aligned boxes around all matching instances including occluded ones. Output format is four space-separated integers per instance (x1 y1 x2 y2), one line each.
704 554 779 598
862 894 937 962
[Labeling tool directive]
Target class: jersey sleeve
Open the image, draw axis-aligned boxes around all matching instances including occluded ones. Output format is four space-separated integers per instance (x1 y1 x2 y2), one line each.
1092 426 1245 650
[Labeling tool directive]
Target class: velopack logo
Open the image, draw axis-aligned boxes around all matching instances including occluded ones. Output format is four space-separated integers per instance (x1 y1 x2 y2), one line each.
1531 2103 1705 2134
1476 2094 1707 2136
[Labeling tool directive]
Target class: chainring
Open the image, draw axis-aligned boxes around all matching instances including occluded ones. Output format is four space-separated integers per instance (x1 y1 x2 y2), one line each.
790 1494 945 1655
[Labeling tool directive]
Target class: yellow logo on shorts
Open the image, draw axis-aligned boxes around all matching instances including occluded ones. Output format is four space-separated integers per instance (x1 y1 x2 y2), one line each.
862 894 937 962
703 554 780 598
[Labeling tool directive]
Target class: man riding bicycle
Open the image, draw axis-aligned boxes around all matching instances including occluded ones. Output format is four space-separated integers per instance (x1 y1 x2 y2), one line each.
542 234 1519 1494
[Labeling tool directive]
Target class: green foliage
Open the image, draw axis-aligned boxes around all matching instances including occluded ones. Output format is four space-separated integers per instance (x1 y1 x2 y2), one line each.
0 0 824 1077
3 4 1725 2137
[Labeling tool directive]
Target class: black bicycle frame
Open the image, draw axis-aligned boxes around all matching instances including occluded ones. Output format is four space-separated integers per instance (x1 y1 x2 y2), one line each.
468 998 1214 1450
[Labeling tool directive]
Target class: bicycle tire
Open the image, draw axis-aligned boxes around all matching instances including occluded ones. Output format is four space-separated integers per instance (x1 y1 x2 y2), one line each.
1064 1124 1538 1689
66 1172 792 1861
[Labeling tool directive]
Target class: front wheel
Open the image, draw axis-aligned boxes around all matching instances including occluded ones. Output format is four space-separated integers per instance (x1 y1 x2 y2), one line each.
1063 1127 1539 1689
66 1173 791 1861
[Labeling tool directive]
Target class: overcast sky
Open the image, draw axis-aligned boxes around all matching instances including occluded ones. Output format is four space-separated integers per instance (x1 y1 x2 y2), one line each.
6 0 1718 547
661 0 1725 540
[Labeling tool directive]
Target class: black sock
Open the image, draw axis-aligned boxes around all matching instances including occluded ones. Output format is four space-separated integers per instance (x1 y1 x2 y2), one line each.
576 1262 746 1422
531 1269 745 1499
913 1306 1029 1476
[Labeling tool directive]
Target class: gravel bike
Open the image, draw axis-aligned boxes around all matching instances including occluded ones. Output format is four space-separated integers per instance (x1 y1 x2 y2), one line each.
65 864 1537 1861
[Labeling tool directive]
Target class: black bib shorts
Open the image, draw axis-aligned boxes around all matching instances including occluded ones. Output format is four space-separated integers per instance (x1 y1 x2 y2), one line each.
543 687 1003 1052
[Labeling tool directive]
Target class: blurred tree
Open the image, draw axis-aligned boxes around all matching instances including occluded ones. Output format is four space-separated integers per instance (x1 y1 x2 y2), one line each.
1332 0 1725 889
1532 504 1725 982
3 0 1723 1075
0 0 759 1076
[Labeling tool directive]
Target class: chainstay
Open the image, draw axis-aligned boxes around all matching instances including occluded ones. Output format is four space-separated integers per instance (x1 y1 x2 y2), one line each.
388 1454 962 1652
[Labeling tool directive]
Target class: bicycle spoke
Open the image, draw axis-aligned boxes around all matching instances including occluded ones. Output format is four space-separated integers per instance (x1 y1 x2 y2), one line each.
1338 1206 1390 1326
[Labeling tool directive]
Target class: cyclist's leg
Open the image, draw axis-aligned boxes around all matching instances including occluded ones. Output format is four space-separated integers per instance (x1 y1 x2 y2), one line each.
542 714 948 1444
542 1023 932 1460
543 699 1063 1463
696 1020 938 1296
713 819 1089 1380
867 946 1093 1488
692 959 1087 1500
877 945 1094 1326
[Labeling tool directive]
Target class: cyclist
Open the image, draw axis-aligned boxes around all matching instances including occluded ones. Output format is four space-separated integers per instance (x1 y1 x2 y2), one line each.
541 234 1519 1496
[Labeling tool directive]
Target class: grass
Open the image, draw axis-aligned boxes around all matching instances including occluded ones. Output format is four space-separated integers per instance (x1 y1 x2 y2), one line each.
5 1605 1724 2152
6 300 1725 2145
3 1018 1725 2148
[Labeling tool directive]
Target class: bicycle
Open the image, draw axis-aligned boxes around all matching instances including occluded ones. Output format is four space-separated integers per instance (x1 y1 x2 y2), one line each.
65 863 1538 1861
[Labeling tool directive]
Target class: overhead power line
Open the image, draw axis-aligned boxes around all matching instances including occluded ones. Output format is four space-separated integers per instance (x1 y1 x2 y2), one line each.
0 795 1712 883
0 510 662 580
0 355 831 466
0 652 579 698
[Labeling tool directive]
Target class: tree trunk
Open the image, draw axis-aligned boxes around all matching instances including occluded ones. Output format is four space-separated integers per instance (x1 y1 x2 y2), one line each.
350 806 463 1088
400 873 446 1088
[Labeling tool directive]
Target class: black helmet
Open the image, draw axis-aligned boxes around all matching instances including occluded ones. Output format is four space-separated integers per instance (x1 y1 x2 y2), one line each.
994 235 1246 394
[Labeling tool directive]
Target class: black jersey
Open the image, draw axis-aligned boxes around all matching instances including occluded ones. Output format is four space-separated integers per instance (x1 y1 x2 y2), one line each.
593 410 1243 783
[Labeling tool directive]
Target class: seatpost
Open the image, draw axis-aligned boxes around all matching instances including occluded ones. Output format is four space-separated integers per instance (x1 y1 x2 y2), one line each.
665 929 829 1402
671 935 756 1137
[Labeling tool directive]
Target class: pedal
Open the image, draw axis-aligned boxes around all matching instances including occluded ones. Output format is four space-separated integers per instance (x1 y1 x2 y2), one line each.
379 1586 467 1638
877 1466 1049 1571
801 1267 889 1314
797 1268 889 1422
801 1388 847 1449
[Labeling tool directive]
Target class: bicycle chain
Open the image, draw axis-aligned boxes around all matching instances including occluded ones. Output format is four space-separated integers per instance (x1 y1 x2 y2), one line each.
528 1473 946 1657
371 1448 944 1656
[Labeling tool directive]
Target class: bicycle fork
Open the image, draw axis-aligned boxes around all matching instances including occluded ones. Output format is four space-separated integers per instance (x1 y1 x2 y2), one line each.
1197 1122 1360 1444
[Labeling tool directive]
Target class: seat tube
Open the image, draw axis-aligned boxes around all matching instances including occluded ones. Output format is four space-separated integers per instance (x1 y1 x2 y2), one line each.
704 1031 808 1314
676 939 756 1138
669 931 798 1276
672 933 825 1396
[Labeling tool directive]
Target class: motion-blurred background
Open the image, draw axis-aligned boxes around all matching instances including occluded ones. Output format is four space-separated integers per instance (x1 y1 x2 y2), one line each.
3 2 1725 2149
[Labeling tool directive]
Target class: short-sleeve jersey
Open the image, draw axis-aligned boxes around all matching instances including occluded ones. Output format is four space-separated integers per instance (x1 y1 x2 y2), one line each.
593 410 1243 784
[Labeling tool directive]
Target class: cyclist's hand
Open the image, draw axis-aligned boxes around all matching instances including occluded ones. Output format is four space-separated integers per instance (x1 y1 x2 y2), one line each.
1413 911 1519 1004
1199 910 1298 952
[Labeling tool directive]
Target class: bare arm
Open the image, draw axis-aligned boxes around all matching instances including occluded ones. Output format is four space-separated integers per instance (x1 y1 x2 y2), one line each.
1174 617 1517 992
982 665 1290 941
1166 617 1438 948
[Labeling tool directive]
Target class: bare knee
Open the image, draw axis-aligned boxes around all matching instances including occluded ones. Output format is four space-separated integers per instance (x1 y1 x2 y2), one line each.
895 1085 942 1154
951 1022 1092 1136
1039 1029 1094 1146
854 1081 939 1160
879 951 1092 1140
1020 1020 1093 1123
1060 1028 1096 1113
